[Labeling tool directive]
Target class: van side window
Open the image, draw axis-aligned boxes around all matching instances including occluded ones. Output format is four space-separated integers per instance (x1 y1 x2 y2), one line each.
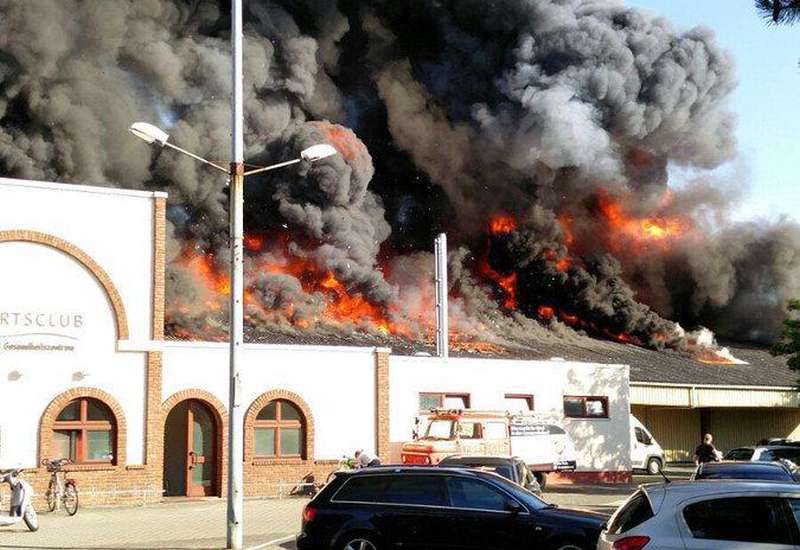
634 427 651 445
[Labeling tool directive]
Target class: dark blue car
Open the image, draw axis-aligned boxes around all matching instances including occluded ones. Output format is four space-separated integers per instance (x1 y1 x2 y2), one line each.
296 466 606 550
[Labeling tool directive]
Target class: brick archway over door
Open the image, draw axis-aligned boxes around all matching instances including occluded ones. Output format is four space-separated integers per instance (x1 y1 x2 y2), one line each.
0 230 129 339
162 390 228 497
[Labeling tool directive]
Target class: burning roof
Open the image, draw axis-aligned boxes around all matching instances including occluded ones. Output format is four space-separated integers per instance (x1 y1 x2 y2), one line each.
2 0 800 365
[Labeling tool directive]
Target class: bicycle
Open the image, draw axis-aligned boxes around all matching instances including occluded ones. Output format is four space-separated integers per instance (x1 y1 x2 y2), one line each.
42 458 78 515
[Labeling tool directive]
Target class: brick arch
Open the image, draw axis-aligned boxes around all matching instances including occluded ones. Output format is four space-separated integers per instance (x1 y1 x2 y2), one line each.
244 389 315 462
39 387 128 467
161 389 228 496
0 230 129 340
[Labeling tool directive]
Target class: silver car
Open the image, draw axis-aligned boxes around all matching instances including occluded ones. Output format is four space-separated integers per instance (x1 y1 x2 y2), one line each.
598 480 800 550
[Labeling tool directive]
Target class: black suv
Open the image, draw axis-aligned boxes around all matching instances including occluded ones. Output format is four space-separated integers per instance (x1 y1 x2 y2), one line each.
296 467 606 550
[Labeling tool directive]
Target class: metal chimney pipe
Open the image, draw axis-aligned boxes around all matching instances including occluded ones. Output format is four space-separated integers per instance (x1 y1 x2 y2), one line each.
434 233 449 358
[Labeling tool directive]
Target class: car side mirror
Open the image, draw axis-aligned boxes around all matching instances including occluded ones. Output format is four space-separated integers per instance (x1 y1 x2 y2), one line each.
505 500 523 514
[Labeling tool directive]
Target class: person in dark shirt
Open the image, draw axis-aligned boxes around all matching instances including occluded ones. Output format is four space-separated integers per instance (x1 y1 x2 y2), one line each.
694 433 720 464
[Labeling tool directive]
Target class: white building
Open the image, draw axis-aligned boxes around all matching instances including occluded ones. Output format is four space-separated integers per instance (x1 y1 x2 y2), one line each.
0 177 632 505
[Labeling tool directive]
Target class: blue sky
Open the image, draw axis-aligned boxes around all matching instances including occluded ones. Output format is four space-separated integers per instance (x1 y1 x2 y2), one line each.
629 0 799 222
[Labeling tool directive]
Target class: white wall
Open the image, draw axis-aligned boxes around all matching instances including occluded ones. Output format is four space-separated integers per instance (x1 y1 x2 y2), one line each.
162 343 381 460
0 178 162 343
0 243 147 467
389 356 632 472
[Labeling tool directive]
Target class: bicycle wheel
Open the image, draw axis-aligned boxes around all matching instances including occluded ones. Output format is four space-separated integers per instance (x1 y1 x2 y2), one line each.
63 482 78 516
46 478 57 512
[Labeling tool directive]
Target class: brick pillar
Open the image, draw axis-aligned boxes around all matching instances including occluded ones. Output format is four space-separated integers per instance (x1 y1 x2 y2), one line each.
152 195 166 341
375 349 391 461
145 196 166 483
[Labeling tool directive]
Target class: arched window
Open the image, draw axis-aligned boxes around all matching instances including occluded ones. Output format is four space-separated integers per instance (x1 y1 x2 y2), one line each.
51 398 116 464
253 399 305 458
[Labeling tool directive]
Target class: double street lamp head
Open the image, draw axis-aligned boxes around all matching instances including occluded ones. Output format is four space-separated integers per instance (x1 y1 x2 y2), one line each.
128 121 338 169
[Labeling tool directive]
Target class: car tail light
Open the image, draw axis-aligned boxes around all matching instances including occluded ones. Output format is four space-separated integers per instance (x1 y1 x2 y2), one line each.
302 504 317 524
612 536 651 550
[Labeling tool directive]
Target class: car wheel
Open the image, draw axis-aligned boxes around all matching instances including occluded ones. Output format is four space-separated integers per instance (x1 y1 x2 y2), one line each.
340 535 380 550
548 539 587 550
646 457 663 475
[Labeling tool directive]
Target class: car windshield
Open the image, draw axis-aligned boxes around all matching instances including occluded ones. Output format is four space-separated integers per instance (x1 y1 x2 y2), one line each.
424 419 454 439
763 448 800 467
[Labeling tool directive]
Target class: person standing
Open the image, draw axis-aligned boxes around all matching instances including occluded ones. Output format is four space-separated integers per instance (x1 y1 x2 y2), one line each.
694 433 721 465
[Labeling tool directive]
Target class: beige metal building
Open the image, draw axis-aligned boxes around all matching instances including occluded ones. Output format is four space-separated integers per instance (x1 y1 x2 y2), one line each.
628 346 800 462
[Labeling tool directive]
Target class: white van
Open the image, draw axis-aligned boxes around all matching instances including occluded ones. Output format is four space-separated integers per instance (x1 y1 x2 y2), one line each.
630 414 665 474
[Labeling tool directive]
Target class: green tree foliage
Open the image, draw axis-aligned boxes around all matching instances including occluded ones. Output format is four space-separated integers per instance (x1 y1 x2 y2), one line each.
757 0 800 24
771 300 800 372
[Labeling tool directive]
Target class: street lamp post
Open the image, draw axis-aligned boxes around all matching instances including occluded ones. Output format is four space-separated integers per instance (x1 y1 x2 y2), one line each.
129 4 335 545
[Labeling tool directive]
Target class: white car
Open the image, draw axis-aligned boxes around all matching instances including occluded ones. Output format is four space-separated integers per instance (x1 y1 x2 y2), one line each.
598 480 800 550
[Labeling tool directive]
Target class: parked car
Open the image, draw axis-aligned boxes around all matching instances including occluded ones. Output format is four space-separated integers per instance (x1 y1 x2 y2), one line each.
401 409 577 489
725 444 800 467
758 438 800 447
597 480 800 550
438 455 542 494
691 460 799 482
298 466 606 550
629 415 665 475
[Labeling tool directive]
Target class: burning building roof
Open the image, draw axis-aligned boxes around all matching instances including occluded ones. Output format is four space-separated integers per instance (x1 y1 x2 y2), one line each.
2 0 799 371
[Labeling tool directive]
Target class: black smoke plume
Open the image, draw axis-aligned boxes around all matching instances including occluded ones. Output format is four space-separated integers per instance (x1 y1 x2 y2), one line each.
1 0 798 350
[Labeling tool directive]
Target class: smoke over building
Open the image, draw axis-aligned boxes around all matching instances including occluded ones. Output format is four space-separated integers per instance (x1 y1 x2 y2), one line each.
1 0 799 357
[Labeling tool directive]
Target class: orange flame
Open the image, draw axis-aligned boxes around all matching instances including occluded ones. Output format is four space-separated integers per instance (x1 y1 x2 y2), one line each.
597 188 690 250
489 214 518 235
537 305 555 319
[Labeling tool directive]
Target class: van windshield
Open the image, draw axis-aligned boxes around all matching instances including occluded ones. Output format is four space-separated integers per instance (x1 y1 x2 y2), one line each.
425 419 454 439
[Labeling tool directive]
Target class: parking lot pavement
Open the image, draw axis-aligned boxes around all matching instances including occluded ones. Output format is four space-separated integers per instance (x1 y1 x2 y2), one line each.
0 470 694 550
0 498 306 550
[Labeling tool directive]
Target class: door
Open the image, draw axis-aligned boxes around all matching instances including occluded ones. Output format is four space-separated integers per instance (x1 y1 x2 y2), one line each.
163 399 218 497
443 476 531 550
370 475 455 550
187 401 216 497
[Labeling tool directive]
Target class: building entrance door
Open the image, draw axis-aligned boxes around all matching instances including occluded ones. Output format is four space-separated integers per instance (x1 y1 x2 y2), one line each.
163 399 218 497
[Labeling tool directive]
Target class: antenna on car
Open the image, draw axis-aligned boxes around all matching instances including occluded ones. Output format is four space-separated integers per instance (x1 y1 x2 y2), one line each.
658 467 671 484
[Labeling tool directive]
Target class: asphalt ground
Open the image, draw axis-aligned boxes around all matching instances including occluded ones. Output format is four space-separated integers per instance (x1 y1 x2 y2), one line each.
0 467 693 550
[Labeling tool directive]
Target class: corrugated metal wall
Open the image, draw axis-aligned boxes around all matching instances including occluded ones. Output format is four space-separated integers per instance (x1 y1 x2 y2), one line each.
632 406 699 462
632 405 800 462
708 408 800 454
